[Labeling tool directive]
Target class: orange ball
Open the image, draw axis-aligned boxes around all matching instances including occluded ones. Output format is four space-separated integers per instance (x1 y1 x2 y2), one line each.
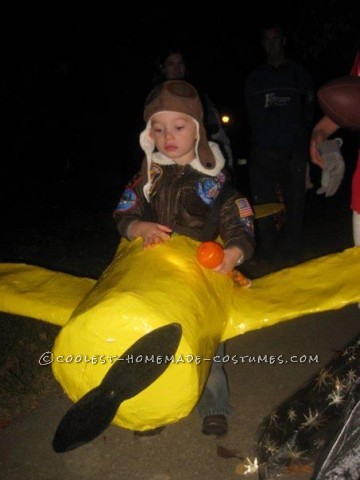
196 241 224 269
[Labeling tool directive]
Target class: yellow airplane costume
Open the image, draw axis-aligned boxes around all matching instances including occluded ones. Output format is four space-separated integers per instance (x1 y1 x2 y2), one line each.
1 73 360 451
1 234 360 450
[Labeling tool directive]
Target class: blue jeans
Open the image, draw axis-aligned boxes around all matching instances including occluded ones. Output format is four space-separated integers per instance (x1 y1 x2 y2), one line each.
197 342 232 418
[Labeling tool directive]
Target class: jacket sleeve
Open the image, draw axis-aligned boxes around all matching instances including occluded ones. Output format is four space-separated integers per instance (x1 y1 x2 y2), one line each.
113 165 149 239
219 188 255 260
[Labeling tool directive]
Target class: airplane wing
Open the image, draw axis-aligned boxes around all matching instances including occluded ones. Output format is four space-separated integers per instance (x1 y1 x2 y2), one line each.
0 240 359 338
0 263 95 326
0 236 359 431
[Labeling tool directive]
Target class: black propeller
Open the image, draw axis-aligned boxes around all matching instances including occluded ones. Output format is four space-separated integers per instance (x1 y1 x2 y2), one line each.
53 323 182 452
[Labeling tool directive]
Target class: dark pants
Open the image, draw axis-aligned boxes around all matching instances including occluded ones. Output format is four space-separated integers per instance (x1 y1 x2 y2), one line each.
249 146 306 260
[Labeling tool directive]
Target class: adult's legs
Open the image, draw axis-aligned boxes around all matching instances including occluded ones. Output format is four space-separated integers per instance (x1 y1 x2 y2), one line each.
354 211 360 309
353 211 360 246
278 150 307 261
248 147 280 258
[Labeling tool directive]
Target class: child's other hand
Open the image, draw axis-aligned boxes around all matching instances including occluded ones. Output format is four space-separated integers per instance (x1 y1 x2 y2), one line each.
213 246 244 274
130 221 172 247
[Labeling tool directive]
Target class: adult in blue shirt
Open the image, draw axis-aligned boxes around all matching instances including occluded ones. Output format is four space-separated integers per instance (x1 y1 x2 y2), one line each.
245 24 314 266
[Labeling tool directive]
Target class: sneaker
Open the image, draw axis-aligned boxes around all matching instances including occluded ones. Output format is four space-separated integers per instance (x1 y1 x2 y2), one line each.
202 414 228 436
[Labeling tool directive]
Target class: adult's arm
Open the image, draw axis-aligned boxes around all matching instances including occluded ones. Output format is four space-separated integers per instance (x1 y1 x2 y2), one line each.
309 116 340 168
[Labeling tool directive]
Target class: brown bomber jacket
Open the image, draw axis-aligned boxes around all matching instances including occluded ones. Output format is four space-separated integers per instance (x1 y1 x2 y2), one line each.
114 158 255 261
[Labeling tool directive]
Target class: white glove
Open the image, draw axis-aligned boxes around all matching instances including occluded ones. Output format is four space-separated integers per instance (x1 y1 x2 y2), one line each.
316 138 345 197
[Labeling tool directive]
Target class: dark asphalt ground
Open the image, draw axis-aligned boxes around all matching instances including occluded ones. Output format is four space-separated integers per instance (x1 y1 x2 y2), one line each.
0 306 359 480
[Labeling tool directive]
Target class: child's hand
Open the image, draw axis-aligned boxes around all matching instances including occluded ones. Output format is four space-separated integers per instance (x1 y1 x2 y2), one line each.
212 246 244 274
129 221 172 247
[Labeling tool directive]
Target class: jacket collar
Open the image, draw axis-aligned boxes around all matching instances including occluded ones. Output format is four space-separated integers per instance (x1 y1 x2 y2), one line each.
151 141 225 176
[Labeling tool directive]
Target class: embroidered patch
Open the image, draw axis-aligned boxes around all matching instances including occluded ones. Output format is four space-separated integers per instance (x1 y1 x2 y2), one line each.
115 187 137 212
239 217 255 237
148 164 163 197
197 177 222 205
236 198 254 218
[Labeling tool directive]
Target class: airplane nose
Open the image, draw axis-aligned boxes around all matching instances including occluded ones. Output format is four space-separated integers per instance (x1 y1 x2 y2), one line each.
53 323 182 452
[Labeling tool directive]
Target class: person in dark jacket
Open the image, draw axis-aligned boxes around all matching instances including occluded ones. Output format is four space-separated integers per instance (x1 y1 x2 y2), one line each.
245 24 314 266
114 79 255 436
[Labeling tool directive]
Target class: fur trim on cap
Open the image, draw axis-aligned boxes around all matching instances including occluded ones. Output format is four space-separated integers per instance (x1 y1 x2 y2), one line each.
140 112 224 201
143 80 216 170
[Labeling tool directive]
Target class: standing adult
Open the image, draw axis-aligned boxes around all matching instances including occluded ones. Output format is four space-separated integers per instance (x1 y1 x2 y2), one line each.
153 46 234 170
245 24 314 265
310 50 360 248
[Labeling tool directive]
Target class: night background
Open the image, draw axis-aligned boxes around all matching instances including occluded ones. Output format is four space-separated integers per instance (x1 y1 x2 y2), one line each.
0 0 360 451
1 1 359 199
0 0 359 273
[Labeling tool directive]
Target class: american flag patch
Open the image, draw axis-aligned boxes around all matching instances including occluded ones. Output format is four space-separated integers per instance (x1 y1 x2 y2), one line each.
236 198 253 218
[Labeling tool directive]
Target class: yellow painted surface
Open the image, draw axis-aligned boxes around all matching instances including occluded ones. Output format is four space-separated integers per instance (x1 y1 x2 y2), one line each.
253 202 284 219
0 263 95 326
1 237 360 430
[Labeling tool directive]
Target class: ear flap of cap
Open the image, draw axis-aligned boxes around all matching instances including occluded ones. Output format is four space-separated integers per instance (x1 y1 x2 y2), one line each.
198 124 216 169
139 120 155 202
139 121 155 155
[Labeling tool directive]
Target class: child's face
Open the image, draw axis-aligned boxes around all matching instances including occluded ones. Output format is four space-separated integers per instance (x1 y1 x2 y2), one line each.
150 111 197 165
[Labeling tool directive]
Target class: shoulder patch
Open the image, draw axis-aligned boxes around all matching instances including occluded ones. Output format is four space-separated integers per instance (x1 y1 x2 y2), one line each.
115 187 137 212
196 174 225 205
235 198 254 218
